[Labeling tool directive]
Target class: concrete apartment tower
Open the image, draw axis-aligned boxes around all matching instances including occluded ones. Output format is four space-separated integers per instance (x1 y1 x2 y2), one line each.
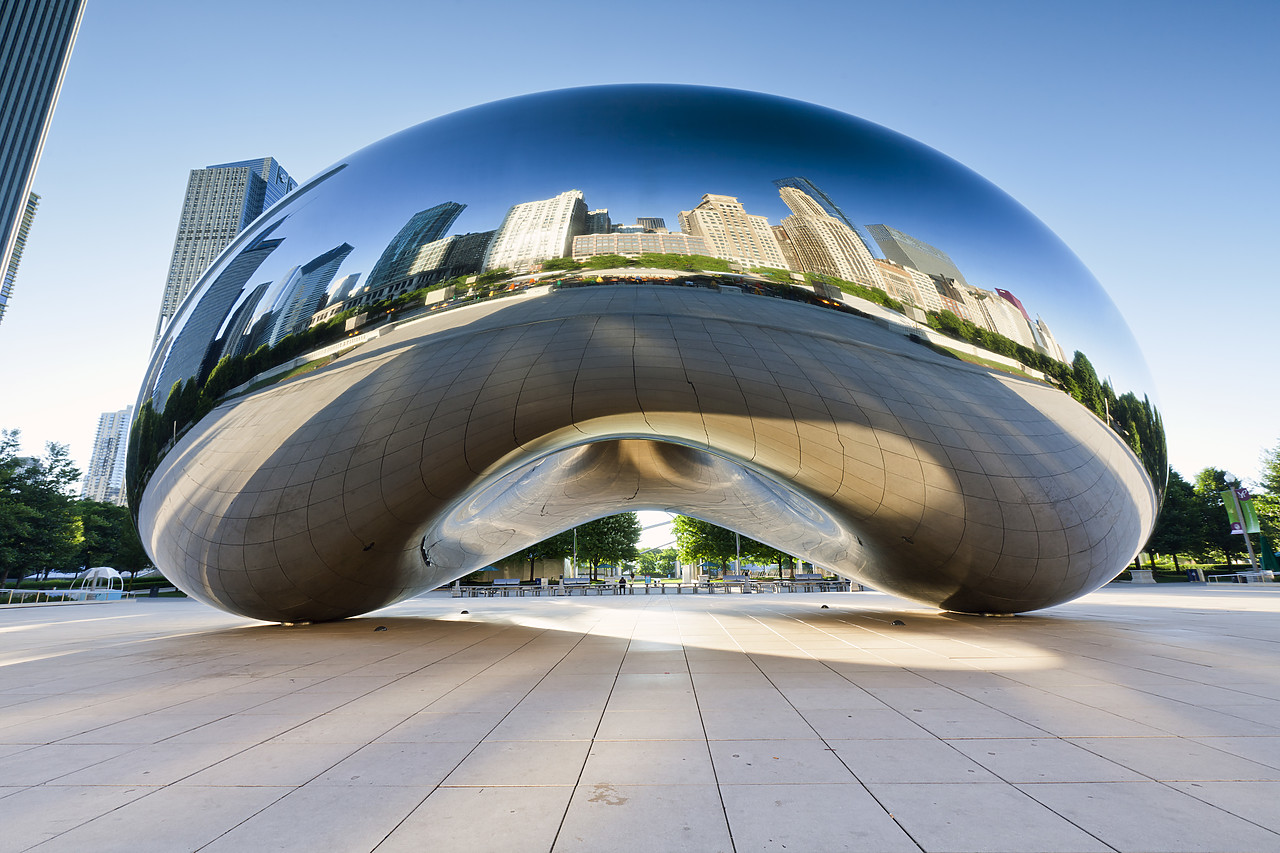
82 405 133 506
677 193 788 271
484 190 588 272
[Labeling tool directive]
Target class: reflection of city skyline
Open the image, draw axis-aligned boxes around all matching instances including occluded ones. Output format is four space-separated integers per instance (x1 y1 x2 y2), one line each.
150 173 1076 413
303 176 1067 364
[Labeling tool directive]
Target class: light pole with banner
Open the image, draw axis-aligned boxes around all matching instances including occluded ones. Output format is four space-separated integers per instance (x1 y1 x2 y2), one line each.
1222 487 1262 572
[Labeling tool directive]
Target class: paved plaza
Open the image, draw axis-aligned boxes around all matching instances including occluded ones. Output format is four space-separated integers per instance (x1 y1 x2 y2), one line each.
1 586 1279 852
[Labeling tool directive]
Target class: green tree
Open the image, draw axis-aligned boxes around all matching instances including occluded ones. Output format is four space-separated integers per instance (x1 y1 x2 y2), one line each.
1193 468 1245 564
1071 351 1105 419
0 434 82 585
743 540 798 577
1143 469 1202 570
671 516 776 575
0 430 39 585
540 257 580 271
77 500 152 586
1254 440 1280 543
574 513 641 581
521 529 574 582
636 546 678 577
581 254 635 269
636 252 732 272
673 515 736 574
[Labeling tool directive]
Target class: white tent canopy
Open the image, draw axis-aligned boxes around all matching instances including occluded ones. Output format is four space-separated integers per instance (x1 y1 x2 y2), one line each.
77 567 123 588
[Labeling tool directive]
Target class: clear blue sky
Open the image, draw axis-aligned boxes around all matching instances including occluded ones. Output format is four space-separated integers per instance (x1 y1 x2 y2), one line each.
2 0 1277 487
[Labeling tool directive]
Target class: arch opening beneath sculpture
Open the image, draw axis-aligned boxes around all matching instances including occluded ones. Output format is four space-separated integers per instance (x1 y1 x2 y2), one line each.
420 436 872 586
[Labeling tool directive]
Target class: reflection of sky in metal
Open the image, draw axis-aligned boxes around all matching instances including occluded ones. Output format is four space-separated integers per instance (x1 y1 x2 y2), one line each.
155 84 1154 404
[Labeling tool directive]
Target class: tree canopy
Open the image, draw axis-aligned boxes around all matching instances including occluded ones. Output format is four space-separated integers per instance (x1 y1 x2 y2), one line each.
573 513 642 580
1143 469 1203 568
1 429 155 588
1 432 82 585
671 515 785 574
1254 440 1280 543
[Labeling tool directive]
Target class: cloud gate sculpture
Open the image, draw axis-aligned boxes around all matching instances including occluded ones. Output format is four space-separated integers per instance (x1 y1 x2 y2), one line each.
128 85 1164 622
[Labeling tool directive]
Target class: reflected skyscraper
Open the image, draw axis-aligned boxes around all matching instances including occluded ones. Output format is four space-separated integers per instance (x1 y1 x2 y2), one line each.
148 222 286 407
0 0 86 329
153 158 296 346
83 405 133 505
268 242 354 346
866 223 969 287
573 231 711 260
327 273 362 306
365 202 465 291
484 190 587 272
964 286 1037 348
585 209 612 234
678 193 788 270
405 231 493 283
776 185 886 291
773 177 878 247
873 259 943 313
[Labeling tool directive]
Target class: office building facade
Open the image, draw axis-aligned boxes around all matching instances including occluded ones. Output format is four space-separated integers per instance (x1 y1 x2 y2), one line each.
0 192 38 325
364 202 465 292
866 223 969 287
0 0 86 328
153 158 296 346
777 185 886 290
484 190 587 272
572 231 711 260
677 193 788 270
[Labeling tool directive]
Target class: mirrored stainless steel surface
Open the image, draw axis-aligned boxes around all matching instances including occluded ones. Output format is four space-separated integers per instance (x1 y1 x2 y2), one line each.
128 84 1164 621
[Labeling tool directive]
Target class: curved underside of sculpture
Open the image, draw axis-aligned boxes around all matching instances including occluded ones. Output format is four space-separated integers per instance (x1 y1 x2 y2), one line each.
137 285 1157 622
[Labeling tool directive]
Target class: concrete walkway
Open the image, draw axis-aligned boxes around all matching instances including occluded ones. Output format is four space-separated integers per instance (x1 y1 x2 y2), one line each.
1 586 1279 852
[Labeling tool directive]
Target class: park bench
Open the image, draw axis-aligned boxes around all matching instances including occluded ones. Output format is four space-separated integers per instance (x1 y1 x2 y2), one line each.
785 573 852 592
490 578 523 596
557 577 601 595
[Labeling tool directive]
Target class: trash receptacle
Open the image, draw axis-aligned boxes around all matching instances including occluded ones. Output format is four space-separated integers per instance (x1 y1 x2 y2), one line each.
149 585 159 597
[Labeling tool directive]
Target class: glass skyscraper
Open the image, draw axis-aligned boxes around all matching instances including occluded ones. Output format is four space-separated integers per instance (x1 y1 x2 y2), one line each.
0 0 87 329
153 158 297 346
0 192 38 325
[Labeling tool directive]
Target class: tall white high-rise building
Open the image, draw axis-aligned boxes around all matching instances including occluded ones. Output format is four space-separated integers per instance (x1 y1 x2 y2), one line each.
677 194 788 271
82 405 133 505
777 186 886 291
153 158 296 346
484 190 588 272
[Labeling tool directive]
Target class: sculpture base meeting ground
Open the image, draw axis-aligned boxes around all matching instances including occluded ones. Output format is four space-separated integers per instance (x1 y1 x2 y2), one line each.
2 585 1279 853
